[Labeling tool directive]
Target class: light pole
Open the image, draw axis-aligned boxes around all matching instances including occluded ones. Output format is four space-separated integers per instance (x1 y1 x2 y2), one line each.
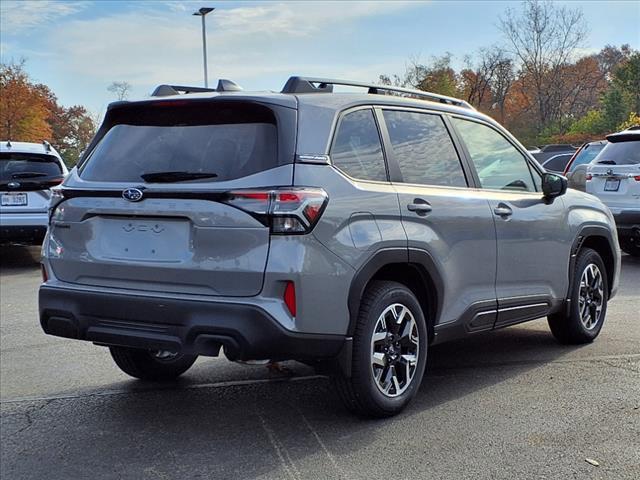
193 7 215 88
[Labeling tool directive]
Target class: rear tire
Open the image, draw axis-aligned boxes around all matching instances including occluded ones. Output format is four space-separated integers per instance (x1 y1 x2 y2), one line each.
548 248 608 344
110 347 197 381
620 236 640 257
334 281 428 417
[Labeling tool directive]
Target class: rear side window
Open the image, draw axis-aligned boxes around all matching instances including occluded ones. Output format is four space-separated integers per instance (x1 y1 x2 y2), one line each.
452 118 539 192
331 109 387 182
80 102 281 183
0 153 63 181
382 110 467 187
568 143 605 172
594 141 640 165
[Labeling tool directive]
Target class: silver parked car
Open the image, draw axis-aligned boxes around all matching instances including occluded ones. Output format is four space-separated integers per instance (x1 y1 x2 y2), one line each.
1 141 68 245
39 77 620 417
586 128 640 256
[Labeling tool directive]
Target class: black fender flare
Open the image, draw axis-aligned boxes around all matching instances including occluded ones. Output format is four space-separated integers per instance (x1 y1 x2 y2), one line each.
565 225 617 311
346 247 444 337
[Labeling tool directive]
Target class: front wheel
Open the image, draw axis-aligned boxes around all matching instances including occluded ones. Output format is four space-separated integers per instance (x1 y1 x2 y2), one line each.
548 248 609 344
334 281 428 417
110 347 197 381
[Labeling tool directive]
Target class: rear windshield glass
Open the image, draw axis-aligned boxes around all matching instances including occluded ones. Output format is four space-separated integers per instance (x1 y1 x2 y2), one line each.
0 152 63 181
593 140 640 166
80 102 280 183
568 143 605 171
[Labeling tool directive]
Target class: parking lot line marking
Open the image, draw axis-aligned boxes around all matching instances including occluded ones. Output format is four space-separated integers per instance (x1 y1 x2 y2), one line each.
258 413 301 480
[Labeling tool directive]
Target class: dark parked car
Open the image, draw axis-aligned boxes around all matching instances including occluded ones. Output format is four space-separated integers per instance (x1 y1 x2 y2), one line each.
540 153 574 173
532 144 577 164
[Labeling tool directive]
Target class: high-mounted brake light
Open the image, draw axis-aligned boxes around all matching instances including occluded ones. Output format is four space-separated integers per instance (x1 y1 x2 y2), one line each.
224 188 328 234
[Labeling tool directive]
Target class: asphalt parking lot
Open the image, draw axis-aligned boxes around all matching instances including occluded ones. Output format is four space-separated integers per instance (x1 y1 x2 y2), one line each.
0 246 638 480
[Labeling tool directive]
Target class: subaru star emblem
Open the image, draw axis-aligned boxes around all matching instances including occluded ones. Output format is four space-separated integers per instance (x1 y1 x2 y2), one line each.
7 181 20 189
122 188 144 202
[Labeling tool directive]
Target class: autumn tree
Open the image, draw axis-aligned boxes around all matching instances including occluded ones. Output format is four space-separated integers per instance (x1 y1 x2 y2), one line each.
0 60 54 141
0 61 96 166
500 0 588 132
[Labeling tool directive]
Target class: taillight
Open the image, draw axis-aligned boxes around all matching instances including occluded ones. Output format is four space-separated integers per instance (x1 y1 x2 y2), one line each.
586 174 593 181
224 188 328 234
283 281 296 317
633 175 640 181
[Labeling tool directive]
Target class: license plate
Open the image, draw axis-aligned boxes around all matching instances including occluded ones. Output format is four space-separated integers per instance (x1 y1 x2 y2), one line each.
604 179 620 191
1 193 28 206
94 218 189 262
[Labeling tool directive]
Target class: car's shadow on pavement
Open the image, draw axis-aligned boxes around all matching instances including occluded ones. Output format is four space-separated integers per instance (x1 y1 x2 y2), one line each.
2 322 582 480
0 245 41 274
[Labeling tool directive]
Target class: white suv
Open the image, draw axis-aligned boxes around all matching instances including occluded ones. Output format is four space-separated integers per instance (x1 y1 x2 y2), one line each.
586 128 640 256
0 141 68 245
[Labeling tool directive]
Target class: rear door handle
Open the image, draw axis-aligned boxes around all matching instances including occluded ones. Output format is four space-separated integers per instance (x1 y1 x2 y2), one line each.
407 199 432 216
493 204 513 217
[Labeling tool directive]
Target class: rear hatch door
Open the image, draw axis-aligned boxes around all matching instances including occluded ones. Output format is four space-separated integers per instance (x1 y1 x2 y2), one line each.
1 152 64 213
48 99 296 297
586 139 640 209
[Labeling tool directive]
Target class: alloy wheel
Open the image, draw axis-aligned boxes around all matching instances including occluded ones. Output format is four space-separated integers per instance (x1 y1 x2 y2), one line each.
370 303 419 397
578 263 604 330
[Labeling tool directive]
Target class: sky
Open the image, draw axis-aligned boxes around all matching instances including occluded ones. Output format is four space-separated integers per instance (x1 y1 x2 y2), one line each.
1 0 639 117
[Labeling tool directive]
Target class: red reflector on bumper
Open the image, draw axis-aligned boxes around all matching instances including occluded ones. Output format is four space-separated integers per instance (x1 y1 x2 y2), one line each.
284 281 296 317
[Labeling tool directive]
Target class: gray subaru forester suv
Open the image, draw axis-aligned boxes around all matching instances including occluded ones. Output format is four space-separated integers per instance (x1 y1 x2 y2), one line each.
40 77 620 417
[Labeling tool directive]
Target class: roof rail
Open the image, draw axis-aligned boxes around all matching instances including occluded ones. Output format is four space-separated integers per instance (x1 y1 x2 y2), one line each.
151 79 243 97
281 76 474 109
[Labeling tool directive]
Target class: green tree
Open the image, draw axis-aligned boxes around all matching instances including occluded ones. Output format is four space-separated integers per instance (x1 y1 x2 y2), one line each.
601 87 629 131
613 53 640 114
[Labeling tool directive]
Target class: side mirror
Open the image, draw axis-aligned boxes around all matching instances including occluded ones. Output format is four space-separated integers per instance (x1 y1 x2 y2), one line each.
542 172 568 199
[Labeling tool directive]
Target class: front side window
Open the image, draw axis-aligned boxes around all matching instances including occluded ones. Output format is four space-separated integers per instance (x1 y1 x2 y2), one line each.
331 109 387 182
452 117 539 192
383 110 467 187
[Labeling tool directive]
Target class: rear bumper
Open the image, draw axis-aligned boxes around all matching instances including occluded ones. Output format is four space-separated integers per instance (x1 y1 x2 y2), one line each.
0 213 48 244
611 210 640 237
39 285 347 362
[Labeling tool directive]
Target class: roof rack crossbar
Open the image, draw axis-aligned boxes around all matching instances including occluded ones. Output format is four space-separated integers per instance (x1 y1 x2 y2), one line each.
151 79 243 97
281 76 474 109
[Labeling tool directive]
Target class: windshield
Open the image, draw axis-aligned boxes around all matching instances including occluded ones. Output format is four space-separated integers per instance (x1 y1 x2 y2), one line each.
0 152 63 181
80 102 280 183
568 143 605 172
593 140 640 166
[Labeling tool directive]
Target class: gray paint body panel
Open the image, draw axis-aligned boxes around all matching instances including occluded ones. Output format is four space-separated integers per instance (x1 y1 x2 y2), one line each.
39 89 621 360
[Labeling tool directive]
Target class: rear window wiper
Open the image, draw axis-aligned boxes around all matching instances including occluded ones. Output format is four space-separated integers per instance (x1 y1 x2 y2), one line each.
140 171 218 183
11 172 49 179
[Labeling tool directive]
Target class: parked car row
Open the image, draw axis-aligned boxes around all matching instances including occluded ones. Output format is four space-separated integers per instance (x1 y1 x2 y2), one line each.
0 141 68 245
